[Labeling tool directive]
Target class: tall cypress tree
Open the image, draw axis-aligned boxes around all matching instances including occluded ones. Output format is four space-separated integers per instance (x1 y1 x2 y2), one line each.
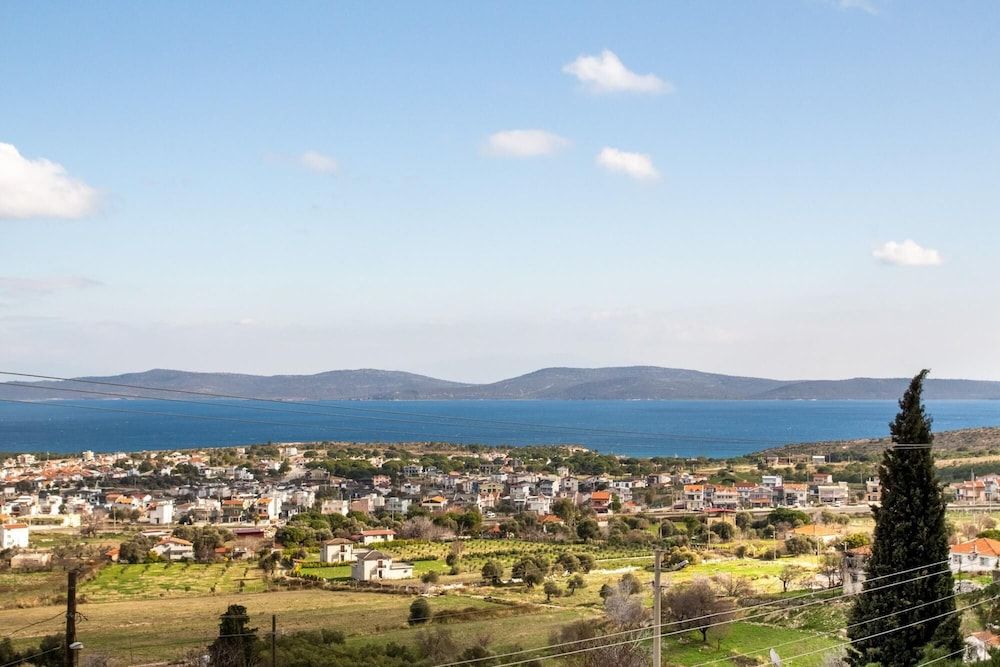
847 370 962 666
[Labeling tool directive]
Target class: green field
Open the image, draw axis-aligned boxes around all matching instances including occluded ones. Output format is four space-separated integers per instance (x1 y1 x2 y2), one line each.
661 621 842 666
0 570 67 609
380 538 652 569
0 589 589 666
82 562 269 601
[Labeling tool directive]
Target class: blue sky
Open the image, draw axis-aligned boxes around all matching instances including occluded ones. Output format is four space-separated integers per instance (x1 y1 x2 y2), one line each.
1 1 998 382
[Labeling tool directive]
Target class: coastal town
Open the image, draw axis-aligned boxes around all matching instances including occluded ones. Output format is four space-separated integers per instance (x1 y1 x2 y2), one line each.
3 439 1000 595
3 398 1000 666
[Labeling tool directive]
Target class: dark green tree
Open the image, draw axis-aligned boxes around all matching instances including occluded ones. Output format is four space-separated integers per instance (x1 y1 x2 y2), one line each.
481 560 503 585
209 604 260 667
408 598 432 626
847 370 962 666
576 519 600 542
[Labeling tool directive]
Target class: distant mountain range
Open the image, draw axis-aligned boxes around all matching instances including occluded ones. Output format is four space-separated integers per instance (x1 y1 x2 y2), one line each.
2 366 1000 401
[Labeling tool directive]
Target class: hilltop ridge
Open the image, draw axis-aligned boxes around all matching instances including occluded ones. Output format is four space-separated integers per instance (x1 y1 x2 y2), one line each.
2 366 1000 401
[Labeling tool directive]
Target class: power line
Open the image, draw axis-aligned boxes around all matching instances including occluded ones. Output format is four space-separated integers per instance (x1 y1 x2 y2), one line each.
776 594 999 665
0 370 796 446
0 646 61 667
0 612 65 640
493 592 998 667
433 559 952 667
917 646 970 665
688 589 963 667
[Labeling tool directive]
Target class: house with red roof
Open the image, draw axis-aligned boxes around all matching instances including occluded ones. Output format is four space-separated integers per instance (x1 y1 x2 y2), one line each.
950 538 1000 573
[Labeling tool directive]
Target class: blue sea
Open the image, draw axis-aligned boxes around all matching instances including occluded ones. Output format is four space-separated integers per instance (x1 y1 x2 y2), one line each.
2 399 1000 457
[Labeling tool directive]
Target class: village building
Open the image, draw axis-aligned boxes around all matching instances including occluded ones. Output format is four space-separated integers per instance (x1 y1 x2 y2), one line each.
357 529 395 546
148 501 173 525
950 538 1000 573
0 522 29 549
864 478 881 503
965 631 1000 662
320 538 355 563
683 484 705 511
151 536 195 561
781 483 809 507
350 549 414 581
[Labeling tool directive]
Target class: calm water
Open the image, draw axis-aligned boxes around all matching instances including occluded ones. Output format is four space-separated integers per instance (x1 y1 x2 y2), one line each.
1 399 999 457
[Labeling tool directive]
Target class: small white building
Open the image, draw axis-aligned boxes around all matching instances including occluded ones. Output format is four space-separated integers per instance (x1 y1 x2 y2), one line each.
0 523 29 549
357 529 395 545
350 549 413 581
151 537 195 561
320 538 356 564
148 501 174 525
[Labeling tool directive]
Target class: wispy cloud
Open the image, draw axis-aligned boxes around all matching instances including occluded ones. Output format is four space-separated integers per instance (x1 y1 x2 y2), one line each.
484 130 571 158
873 240 942 267
596 147 660 181
0 143 99 220
298 150 339 174
830 0 879 15
0 275 103 296
563 49 672 94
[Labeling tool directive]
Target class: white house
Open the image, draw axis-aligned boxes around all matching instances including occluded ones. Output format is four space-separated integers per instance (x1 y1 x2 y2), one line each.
255 497 279 521
0 523 29 549
148 501 174 525
350 549 414 581
761 475 783 488
683 485 705 511
950 538 1000 574
357 529 395 545
151 537 195 561
965 630 1000 662
320 538 355 563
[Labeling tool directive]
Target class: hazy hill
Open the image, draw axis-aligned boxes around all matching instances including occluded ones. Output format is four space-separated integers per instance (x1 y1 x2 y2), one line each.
0 368 472 401
2 366 999 401
440 367 785 399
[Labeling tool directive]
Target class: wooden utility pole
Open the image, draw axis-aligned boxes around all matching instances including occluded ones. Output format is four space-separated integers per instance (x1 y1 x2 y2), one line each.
271 614 277 667
653 549 663 667
64 570 77 667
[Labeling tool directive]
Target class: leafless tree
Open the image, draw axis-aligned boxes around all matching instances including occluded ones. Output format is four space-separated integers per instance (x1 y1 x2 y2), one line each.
661 577 737 643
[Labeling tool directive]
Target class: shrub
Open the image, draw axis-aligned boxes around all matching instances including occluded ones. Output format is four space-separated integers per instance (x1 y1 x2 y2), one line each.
408 598 431 626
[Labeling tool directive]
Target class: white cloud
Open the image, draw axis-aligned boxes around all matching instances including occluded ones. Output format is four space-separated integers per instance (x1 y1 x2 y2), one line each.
236 317 258 326
484 130 571 158
835 0 879 15
0 143 99 220
562 49 672 94
0 275 102 296
872 240 943 267
596 147 660 181
298 150 339 174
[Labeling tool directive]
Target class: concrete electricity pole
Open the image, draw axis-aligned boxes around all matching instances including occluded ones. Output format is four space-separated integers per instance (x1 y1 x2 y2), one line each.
64 570 77 667
653 549 663 667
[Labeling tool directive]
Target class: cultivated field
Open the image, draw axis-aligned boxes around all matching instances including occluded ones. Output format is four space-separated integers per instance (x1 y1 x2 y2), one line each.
0 589 588 666
82 562 270 602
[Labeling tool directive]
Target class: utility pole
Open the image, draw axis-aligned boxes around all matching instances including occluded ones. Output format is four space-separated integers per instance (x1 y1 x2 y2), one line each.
271 614 277 667
64 570 77 667
653 548 663 667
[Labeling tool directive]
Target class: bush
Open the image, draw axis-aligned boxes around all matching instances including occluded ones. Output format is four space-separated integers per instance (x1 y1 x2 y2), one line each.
785 535 817 556
408 598 432 626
